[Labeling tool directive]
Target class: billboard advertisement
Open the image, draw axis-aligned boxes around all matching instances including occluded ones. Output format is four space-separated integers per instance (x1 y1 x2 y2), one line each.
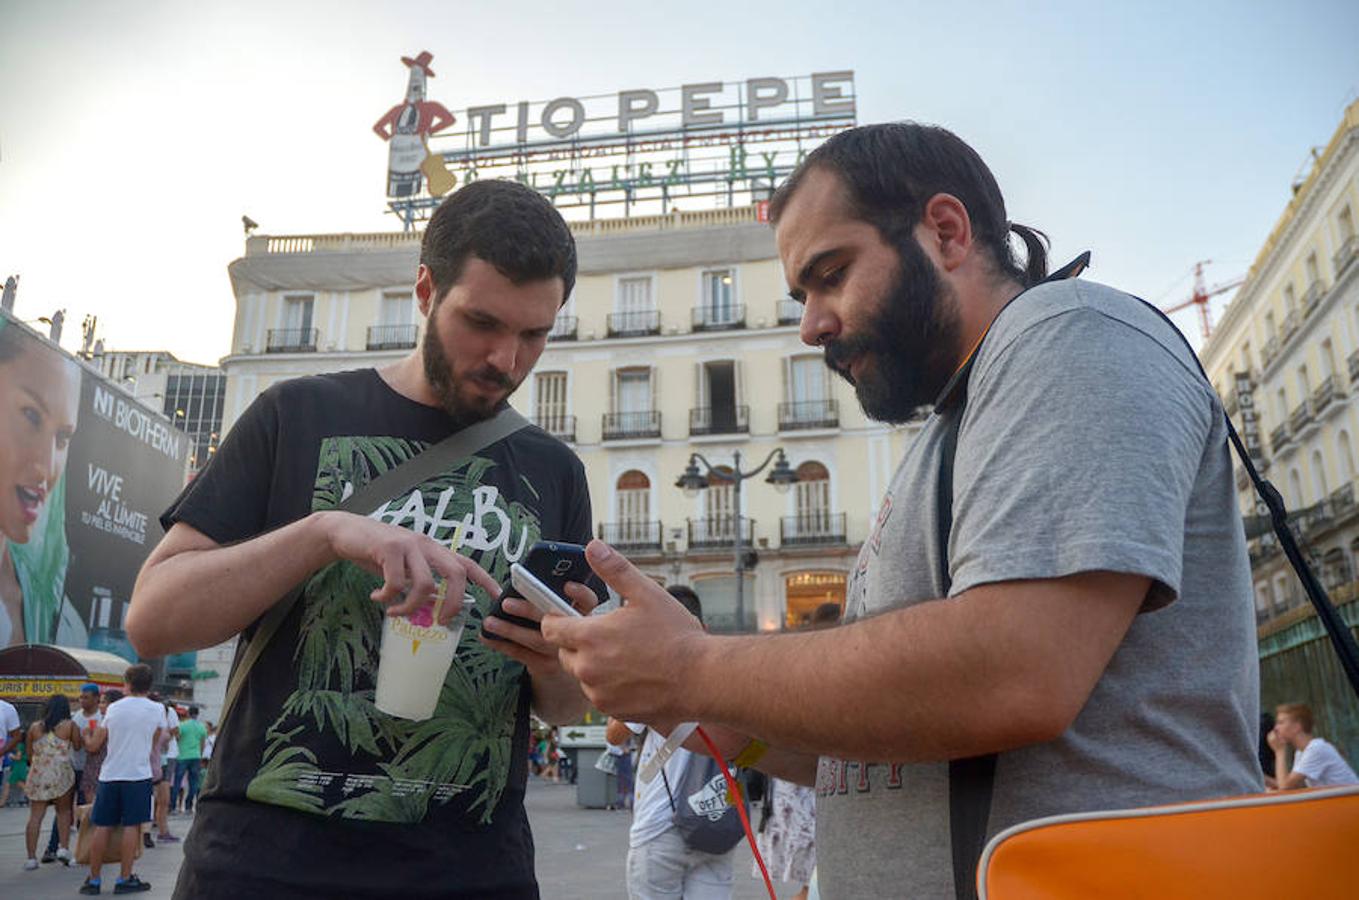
0 312 189 659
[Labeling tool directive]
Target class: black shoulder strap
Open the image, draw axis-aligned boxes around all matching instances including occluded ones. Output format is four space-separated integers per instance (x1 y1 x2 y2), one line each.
939 257 1359 900
216 406 530 731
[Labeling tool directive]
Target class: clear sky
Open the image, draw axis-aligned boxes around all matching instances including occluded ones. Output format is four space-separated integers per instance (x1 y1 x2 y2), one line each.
2 0 1357 364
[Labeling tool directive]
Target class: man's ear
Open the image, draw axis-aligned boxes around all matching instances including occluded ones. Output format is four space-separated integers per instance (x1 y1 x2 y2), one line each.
919 193 974 274
415 265 436 316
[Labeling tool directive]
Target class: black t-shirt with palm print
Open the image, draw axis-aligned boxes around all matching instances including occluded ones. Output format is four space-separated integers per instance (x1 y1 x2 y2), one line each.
162 369 593 899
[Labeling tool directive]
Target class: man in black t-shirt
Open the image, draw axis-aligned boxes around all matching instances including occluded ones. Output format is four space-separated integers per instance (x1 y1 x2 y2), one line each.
127 181 596 899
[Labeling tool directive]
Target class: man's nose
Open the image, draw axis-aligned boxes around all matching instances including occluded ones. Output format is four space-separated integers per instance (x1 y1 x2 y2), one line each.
486 336 519 374
799 296 840 348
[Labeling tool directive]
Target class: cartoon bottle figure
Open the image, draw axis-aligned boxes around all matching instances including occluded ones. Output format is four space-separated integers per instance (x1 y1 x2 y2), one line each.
372 51 456 198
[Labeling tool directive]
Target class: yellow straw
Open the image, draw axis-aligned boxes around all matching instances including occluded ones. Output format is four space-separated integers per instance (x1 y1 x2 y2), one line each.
432 521 467 623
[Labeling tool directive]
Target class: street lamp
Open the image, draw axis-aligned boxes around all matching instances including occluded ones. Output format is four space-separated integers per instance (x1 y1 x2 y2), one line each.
674 448 798 631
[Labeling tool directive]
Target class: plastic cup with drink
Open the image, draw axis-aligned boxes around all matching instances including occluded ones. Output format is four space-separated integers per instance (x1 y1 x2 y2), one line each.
374 524 474 721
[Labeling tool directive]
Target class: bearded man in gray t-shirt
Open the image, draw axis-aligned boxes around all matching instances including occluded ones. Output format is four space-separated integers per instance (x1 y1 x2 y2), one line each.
541 122 1262 899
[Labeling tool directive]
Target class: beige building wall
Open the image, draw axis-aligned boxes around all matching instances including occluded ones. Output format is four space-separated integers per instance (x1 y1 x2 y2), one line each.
1201 100 1359 628
218 205 916 637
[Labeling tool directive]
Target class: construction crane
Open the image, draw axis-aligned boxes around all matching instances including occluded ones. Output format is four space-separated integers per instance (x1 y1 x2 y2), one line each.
1160 260 1246 341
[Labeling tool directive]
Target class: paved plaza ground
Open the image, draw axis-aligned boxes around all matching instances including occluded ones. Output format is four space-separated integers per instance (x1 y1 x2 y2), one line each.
0 778 779 898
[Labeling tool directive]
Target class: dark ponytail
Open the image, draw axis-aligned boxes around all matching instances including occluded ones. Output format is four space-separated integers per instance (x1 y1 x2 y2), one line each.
1007 223 1049 288
770 122 1051 288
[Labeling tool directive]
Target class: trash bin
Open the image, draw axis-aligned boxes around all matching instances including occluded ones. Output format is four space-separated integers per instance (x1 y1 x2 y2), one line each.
575 750 618 809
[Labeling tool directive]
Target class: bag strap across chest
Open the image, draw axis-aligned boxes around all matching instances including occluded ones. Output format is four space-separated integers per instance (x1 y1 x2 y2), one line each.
216 406 530 732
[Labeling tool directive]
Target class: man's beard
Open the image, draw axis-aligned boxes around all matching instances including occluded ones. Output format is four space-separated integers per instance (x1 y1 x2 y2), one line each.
822 236 961 424
422 309 518 425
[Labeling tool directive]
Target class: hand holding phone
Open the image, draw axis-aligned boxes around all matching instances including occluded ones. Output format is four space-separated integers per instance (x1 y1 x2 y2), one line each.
486 541 597 639
510 564 582 619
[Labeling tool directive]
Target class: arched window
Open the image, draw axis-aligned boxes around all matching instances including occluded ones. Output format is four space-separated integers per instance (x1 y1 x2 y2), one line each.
615 470 651 539
791 461 832 539
1338 431 1355 482
704 466 737 540
1311 450 1329 502
1289 468 1305 507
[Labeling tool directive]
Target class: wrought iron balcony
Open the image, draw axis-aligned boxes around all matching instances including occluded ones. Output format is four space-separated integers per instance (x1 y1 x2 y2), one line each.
780 513 847 547
366 323 418 351
1329 482 1355 517
1270 423 1290 454
548 315 578 341
1312 376 1338 415
607 310 661 337
266 328 319 353
1282 310 1300 340
1289 402 1313 434
777 298 803 326
692 304 746 332
1263 337 1280 367
1302 280 1324 315
597 520 663 552
534 414 576 443
687 516 755 551
690 405 750 436
1334 234 1359 278
778 399 840 431
602 410 662 441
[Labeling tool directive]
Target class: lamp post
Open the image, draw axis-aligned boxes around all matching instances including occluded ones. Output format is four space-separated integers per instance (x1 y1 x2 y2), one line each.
675 448 798 631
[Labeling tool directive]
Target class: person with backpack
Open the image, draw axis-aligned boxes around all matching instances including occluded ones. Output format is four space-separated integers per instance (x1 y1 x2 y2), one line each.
545 122 1262 900
606 586 741 900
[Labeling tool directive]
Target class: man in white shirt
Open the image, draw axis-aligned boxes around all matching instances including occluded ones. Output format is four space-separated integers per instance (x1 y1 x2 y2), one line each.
605 586 736 900
1268 702 1359 789
81 664 163 895
0 697 19 758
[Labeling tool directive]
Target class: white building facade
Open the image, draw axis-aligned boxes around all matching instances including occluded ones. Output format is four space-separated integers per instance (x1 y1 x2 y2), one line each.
1201 100 1359 629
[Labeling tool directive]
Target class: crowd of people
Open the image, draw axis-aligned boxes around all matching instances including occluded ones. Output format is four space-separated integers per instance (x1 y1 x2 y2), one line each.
0 668 218 894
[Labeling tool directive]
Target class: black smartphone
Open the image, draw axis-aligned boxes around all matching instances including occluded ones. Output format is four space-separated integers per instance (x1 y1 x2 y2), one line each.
485 541 597 638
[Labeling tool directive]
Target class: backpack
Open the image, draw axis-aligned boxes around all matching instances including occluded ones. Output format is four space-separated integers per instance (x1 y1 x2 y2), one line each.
661 751 747 855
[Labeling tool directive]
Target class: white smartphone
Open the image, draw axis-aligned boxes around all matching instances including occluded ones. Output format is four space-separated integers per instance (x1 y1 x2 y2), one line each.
510 563 583 620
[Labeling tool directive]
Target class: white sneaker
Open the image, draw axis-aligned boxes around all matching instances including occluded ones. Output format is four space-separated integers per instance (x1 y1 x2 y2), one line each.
55 847 72 866
23 858 38 870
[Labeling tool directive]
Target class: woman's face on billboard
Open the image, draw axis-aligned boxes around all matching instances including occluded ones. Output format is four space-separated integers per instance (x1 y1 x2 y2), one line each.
0 340 79 544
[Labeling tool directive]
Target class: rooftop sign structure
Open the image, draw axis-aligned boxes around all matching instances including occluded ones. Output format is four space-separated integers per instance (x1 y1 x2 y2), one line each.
372 53 857 228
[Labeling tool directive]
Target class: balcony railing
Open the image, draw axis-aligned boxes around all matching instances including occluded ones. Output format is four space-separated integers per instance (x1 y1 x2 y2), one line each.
780 513 848 547
1313 376 1339 414
602 410 662 440
1263 337 1280 367
778 399 840 431
1270 423 1290 454
1303 281 1324 315
598 520 663 552
1282 310 1300 340
1334 234 1359 278
534 414 576 443
266 327 319 353
690 405 750 436
548 315 578 341
692 304 746 332
777 298 803 326
607 310 661 337
1329 482 1355 517
1289 402 1313 434
687 516 754 550
366 323 418 350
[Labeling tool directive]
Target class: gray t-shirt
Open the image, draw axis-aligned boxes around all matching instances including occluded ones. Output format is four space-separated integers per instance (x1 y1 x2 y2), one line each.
815 279 1262 899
